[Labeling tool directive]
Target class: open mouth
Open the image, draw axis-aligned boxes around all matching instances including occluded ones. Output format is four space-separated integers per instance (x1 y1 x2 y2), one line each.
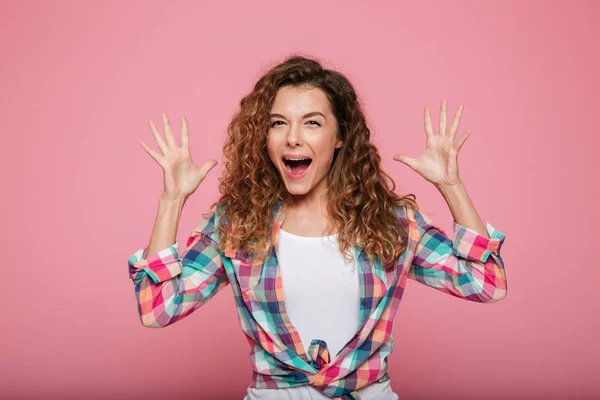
282 156 313 176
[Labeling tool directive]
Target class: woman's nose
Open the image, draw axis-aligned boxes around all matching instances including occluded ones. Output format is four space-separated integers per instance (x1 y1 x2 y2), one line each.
286 125 302 146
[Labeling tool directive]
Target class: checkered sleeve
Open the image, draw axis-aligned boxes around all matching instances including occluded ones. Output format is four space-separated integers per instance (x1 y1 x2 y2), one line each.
407 208 507 303
127 206 229 327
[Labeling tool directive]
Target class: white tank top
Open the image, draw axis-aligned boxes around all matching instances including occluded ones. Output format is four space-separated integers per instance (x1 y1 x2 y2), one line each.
278 228 360 358
244 229 399 400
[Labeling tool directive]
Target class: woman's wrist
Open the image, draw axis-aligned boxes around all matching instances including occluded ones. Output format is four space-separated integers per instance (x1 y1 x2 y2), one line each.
160 193 189 203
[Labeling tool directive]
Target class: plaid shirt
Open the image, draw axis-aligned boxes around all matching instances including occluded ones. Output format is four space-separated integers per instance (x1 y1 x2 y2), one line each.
127 198 507 399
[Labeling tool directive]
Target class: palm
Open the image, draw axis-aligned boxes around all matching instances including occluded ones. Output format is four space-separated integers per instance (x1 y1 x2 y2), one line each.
163 156 205 196
394 98 471 187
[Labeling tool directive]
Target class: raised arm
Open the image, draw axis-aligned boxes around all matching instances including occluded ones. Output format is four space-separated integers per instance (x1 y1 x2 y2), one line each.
392 99 508 303
128 112 227 327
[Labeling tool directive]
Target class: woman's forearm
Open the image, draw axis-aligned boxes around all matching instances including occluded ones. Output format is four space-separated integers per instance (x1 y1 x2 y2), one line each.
145 195 187 257
436 181 490 238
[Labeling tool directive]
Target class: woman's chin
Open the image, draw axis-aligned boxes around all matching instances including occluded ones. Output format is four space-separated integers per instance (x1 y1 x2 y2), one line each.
281 176 312 195
283 182 311 196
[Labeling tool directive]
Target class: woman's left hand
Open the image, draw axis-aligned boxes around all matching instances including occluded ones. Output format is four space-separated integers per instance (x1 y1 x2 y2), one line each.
393 98 471 188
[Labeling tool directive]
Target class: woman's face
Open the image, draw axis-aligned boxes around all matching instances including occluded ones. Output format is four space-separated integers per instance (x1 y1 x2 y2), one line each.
267 85 342 198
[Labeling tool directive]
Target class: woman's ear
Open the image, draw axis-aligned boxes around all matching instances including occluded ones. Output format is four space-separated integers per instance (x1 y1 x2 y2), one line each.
335 139 343 149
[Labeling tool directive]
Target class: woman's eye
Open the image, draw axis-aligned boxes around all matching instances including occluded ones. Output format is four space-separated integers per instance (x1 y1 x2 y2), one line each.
270 120 320 127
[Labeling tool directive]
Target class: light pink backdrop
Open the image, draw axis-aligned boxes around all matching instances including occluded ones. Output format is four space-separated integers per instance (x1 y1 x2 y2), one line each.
1 0 598 399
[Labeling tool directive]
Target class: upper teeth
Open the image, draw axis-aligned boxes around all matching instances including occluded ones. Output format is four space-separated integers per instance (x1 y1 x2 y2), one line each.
285 157 310 161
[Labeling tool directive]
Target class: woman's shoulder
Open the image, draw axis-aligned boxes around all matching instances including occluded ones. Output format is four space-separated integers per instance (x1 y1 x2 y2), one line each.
393 202 448 237
191 202 223 242
393 203 416 224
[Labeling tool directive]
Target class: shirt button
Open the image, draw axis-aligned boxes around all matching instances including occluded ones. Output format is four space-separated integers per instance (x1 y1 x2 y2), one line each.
361 299 367 306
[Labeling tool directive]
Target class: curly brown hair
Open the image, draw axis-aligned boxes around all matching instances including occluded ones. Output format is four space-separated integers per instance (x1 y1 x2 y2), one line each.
208 54 421 269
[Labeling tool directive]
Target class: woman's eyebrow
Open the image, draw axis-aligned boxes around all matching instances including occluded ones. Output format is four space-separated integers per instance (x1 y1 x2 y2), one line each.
269 112 326 119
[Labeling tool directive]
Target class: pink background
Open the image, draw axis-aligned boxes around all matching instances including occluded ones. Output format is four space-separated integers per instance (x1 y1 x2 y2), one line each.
1 0 598 399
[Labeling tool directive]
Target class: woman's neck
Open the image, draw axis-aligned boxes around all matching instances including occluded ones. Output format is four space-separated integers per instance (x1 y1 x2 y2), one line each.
281 191 339 236
283 190 329 217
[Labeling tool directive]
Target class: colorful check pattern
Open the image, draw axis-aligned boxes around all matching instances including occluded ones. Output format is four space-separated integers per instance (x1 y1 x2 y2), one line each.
128 199 507 399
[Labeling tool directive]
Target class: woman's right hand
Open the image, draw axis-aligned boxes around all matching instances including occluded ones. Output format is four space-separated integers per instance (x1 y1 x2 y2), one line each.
140 112 218 201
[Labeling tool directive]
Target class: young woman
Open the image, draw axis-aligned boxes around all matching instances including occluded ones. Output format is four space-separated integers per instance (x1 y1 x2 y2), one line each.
128 55 507 400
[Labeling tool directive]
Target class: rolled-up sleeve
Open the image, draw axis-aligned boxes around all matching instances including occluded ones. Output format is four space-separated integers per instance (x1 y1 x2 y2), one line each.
407 208 507 303
128 242 183 285
127 208 229 327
